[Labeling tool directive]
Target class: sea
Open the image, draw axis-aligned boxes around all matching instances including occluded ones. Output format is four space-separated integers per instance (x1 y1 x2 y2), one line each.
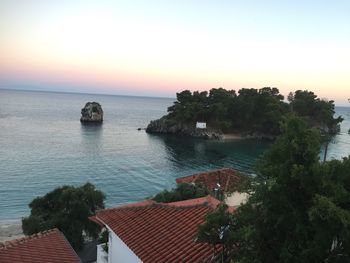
0 89 349 223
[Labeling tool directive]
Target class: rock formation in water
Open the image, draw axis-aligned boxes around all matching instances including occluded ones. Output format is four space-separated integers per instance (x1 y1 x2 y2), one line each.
80 102 103 123
146 117 223 139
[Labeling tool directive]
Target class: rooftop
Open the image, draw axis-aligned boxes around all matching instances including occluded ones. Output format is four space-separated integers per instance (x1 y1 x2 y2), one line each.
176 168 242 193
92 196 224 263
0 228 81 263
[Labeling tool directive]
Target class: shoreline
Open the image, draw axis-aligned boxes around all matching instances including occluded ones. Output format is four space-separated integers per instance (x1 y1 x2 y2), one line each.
0 219 24 242
222 133 244 140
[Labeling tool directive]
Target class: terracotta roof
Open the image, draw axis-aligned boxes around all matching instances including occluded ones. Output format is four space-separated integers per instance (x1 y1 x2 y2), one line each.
89 199 156 226
0 228 81 263
119 199 156 208
93 197 223 263
168 195 221 209
168 196 235 213
176 168 242 193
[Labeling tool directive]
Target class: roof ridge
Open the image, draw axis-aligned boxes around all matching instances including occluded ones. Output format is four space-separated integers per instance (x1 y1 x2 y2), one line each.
176 167 235 182
95 199 218 218
224 171 231 192
96 199 155 213
189 167 234 176
96 196 221 215
105 202 212 211
160 202 213 209
0 228 59 250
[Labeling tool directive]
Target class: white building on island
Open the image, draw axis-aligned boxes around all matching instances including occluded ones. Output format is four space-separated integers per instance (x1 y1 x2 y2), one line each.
196 122 207 129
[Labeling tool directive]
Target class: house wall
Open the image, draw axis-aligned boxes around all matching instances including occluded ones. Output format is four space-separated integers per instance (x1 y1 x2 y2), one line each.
97 243 108 263
107 227 142 263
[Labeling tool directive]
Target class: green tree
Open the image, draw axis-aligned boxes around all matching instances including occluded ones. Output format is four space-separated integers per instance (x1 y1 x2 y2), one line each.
152 183 208 203
225 116 350 262
208 88 235 120
22 183 105 250
229 87 287 135
197 204 233 260
155 87 341 138
308 157 350 261
248 115 321 262
167 90 209 122
290 90 342 133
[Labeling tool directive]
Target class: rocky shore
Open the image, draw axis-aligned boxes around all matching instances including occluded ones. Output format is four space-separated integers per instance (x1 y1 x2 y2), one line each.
146 117 223 139
146 117 276 140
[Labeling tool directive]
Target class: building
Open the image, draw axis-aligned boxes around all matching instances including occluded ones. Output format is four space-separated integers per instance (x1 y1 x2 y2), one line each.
176 168 249 207
0 228 81 263
196 122 207 129
91 196 225 263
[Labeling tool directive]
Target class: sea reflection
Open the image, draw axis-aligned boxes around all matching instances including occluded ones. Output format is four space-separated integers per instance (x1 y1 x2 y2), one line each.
80 123 103 153
147 134 269 174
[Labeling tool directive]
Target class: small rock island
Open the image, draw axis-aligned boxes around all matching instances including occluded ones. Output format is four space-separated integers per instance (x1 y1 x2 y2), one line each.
80 102 103 123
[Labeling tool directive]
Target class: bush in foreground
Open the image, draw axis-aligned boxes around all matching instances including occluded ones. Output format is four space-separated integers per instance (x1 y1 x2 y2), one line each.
198 115 350 262
22 182 105 250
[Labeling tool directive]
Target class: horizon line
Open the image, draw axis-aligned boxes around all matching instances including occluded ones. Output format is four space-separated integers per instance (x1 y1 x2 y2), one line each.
0 87 176 100
1 87 349 107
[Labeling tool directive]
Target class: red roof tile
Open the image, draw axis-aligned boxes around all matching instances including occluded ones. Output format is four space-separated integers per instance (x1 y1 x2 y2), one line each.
93 197 222 263
119 199 156 208
89 199 156 226
176 168 242 193
0 228 81 263
168 195 221 209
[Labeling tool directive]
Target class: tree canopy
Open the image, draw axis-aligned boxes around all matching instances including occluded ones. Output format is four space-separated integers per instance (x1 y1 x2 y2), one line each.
164 87 341 137
152 182 208 203
288 90 343 133
197 204 233 259
22 182 105 250
198 115 350 262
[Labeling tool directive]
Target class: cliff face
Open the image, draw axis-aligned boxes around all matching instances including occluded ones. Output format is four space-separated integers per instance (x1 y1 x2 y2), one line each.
146 117 223 139
80 102 103 123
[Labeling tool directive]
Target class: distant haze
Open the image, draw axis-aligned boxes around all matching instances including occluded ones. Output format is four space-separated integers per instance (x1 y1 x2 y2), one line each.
0 1 349 105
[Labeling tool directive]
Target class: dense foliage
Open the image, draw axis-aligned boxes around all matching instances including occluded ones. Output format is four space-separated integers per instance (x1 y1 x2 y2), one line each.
288 90 343 133
164 87 341 136
198 116 350 262
22 183 105 250
197 204 233 259
152 183 208 203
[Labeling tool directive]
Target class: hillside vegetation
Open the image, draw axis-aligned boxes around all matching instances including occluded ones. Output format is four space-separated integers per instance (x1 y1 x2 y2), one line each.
147 87 342 139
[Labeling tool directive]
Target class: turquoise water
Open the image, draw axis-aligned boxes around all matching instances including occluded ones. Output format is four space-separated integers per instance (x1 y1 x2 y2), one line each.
321 106 350 160
0 89 349 221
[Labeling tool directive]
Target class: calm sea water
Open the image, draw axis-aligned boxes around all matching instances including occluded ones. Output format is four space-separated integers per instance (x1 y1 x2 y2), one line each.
0 89 349 221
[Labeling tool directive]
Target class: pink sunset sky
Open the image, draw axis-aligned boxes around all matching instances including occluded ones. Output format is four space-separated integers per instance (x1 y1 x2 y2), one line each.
0 1 349 105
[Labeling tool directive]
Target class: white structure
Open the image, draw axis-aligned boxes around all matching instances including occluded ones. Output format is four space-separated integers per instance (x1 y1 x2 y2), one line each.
97 226 142 263
92 197 220 263
96 243 108 263
196 122 206 129
225 192 249 207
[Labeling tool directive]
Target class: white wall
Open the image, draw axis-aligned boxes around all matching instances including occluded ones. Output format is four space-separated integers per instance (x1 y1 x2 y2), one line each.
196 122 206 129
225 192 249 207
107 227 142 263
97 243 108 263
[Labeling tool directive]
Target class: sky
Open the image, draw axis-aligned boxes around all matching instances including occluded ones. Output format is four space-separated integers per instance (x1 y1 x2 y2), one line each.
0 0 349 105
